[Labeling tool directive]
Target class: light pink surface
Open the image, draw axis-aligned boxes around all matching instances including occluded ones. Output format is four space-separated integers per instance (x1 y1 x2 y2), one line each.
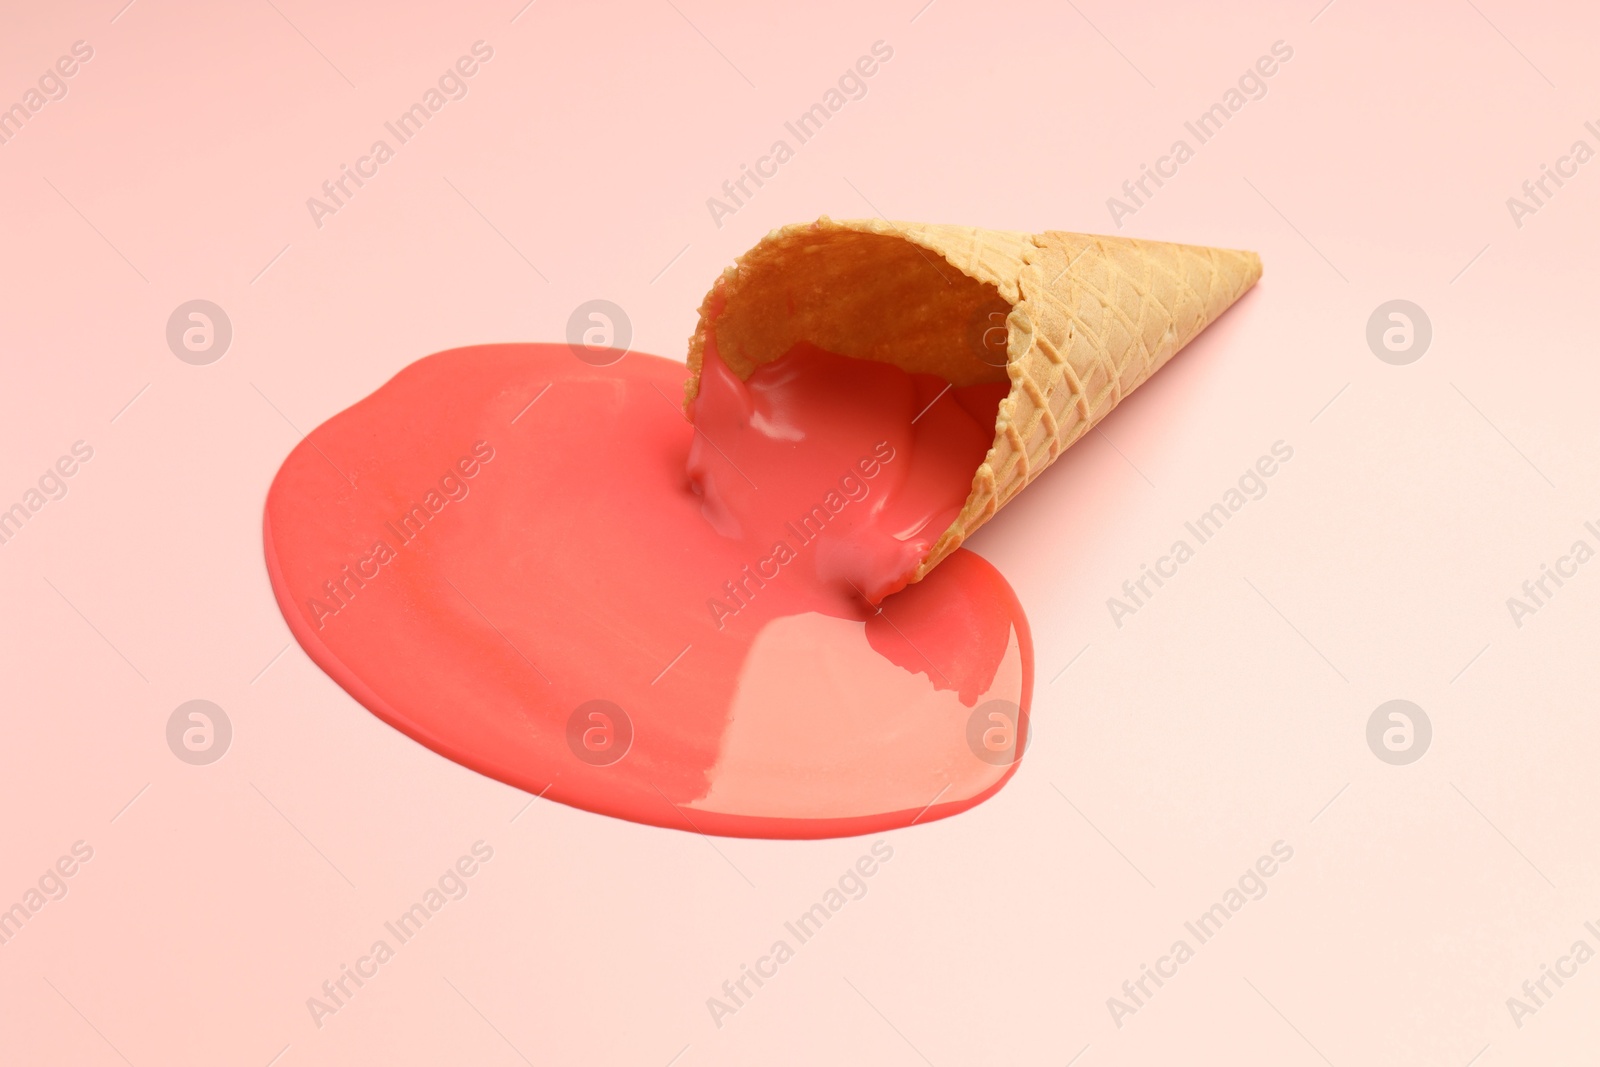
2 1 1597 1063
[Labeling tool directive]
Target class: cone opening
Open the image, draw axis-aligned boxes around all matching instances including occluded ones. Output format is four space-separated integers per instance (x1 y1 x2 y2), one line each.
693 226 1014 392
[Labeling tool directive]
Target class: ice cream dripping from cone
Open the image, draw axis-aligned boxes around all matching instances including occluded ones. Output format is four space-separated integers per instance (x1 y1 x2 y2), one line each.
685 217 1262 584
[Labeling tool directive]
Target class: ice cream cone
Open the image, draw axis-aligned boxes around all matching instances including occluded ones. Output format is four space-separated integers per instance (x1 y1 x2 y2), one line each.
684 217 1261 581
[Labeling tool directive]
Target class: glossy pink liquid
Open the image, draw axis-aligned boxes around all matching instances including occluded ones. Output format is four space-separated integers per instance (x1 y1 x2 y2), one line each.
264 343 1033 838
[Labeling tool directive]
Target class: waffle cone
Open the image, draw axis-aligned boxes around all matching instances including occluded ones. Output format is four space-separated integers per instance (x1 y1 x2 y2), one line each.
684 217 1261 582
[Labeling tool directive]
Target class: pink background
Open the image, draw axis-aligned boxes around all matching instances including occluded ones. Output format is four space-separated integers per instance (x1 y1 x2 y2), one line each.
3 0 1598 1063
